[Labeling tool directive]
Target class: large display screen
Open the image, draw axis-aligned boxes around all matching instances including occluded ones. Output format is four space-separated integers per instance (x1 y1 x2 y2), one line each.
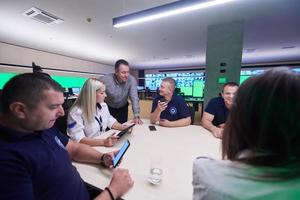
145 72 205 97
0 73 87 89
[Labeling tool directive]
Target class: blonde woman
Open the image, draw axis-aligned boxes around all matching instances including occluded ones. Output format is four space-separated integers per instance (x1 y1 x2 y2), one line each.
67 78 127 147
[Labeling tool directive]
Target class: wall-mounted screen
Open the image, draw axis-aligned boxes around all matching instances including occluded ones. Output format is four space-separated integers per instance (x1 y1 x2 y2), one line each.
193 80 205 98
72 87 81 95
145 72 205 98
0 73 87 89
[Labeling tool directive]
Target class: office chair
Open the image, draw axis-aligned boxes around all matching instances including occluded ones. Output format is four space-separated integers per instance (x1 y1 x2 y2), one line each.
54 114 68 135
188 105 195 125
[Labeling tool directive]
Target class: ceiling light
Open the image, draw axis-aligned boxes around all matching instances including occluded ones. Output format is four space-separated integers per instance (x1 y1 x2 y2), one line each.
281 46 295 49
113 0 238 28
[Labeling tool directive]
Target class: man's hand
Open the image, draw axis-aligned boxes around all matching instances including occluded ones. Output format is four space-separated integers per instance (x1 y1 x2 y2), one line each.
122 124 134 134
132 117 143 124
103 133 119 147
211 126 223 138
107 168 134 199
157 101 168 112
159 119 171 127
100 152 114 168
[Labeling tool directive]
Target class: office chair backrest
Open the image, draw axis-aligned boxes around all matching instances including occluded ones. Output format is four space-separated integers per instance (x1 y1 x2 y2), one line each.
188 106 195 125
54 114 68 135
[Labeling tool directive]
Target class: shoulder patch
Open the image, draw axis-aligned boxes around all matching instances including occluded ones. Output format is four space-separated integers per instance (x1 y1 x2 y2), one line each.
55 136 65 149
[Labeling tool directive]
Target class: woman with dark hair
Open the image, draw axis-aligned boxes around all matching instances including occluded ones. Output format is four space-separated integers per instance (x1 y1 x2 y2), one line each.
193 68 300 199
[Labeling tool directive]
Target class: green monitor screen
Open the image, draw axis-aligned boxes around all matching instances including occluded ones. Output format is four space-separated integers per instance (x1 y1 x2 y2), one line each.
193 80 204 98
0 73 87 89
51 76 87 88
180 86 193 96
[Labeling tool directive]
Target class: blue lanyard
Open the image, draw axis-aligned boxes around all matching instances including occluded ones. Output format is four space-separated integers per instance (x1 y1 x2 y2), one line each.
95 116 103 132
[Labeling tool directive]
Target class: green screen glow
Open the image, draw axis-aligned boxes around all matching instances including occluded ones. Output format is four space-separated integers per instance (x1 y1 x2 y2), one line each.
51 76 87 88
180 86 193 96
0 73 17 89
218 77 227 84
240 75 250 84
0 73 88 89
193 80 205 98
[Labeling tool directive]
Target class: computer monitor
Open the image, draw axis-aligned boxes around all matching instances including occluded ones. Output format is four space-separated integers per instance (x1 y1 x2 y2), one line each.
72 87 81 95
193 81 204 98
180 87 192 96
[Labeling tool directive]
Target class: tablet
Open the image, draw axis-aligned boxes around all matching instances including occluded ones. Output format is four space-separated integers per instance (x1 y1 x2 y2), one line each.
117 124 135 138
113 139 130 168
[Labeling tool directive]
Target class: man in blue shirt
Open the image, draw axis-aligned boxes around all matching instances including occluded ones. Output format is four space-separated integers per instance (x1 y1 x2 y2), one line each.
0 73 133 200
201 82 238 138
150 77 191 127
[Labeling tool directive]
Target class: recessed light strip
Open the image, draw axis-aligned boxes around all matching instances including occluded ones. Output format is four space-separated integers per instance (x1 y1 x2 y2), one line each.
113 0 238 28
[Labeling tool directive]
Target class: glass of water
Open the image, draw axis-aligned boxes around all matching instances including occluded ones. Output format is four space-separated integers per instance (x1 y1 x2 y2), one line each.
148 158 163 185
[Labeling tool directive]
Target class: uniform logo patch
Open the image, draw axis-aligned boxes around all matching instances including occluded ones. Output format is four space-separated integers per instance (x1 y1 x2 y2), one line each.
55 136 65 149
68 121 76 129
170 107 177 115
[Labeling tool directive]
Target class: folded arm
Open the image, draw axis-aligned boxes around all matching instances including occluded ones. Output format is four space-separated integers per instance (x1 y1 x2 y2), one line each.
201 112 223 138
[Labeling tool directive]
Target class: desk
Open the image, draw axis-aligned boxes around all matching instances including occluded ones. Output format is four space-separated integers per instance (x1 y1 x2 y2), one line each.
73 120 221 200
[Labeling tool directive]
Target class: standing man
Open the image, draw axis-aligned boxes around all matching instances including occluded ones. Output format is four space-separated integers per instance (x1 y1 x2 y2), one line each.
201 82 239 138
100 59 143 124
0 73 134 199
150 77 191 127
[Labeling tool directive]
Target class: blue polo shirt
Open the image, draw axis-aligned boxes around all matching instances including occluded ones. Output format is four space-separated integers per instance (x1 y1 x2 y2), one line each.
0 125 89 200
205 97 229 126
151 94 191 121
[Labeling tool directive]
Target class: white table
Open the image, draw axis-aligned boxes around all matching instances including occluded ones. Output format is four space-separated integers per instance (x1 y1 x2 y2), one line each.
73 119 221 200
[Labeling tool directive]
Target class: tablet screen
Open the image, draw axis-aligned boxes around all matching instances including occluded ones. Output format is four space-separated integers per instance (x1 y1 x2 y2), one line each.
113 139 130 167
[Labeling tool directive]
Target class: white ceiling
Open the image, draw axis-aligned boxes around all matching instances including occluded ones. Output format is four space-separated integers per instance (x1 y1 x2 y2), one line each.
0 0 299 70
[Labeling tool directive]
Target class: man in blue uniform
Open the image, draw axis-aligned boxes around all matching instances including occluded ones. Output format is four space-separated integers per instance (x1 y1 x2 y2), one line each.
201 82 239 138
0 73 133 200
150 77 191 127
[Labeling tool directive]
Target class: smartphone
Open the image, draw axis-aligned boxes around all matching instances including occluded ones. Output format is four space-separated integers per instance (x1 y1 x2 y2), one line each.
159 97 167 103
113 139 130 168
148 125 157 131
117 124 135 138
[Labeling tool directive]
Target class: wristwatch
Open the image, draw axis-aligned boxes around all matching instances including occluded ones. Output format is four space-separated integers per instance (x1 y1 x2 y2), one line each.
100 154 106 167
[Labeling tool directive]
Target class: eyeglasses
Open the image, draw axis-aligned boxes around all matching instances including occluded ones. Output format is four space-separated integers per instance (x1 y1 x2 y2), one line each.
95 116 103 132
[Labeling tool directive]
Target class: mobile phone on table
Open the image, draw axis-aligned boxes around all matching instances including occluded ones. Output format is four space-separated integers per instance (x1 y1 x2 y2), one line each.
148 125 157 131
113 139 130 168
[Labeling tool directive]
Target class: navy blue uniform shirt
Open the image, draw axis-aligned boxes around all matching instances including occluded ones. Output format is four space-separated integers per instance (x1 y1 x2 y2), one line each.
0 125 89 200
151 94 191 121
204 97 229 126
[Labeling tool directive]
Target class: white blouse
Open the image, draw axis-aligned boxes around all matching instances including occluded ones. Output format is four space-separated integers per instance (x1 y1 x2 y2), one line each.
67 103 117 142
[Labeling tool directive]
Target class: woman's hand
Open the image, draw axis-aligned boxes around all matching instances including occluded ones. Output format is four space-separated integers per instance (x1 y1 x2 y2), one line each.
103 133 119 147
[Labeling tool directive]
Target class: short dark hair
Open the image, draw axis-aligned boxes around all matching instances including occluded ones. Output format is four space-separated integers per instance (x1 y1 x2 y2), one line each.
1 73 64 114
222 68 300 172
114 59 129 70
222 81 238 92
